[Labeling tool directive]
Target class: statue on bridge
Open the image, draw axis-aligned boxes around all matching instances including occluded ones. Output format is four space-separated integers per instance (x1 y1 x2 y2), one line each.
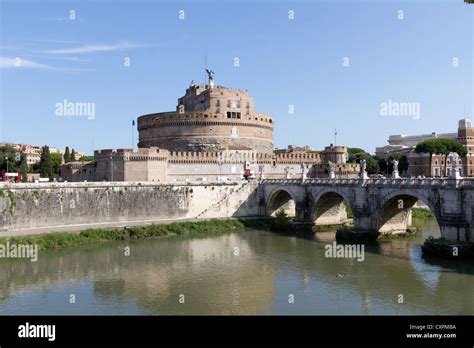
328 161 336 179
449 152 462 179
359 158 369 180
392 159 400 179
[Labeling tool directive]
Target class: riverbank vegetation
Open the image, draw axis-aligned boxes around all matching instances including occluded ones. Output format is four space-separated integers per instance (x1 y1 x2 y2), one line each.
0 219 252 251
0 207 438 251
411 208 435 232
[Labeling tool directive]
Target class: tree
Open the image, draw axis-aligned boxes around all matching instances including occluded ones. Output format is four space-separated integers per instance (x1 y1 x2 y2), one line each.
270 209 292 232
377 153 409 176
39 146 54 178
347 148 369 163
347 148 379 174
79 155 94 162
50 153 63 175
415 138 466 157
0 146 28 182
18 153 28 182
71 149 76 162
0 146 16 173
415 138 466 175
64 146 71 163
360 154 379 175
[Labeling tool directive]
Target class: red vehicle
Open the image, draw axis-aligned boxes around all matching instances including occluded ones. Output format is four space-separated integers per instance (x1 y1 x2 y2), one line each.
2 172 21 183
243 161 253 179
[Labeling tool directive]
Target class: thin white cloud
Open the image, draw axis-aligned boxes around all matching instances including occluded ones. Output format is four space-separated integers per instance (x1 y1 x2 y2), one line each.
0 56 93 72
0 57 53 69
40 41 144 54
27 54 90 62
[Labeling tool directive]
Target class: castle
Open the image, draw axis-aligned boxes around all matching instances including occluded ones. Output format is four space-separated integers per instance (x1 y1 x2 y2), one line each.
60 72 359 182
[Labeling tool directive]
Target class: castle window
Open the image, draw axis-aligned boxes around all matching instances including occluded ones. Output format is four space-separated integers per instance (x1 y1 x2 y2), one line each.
227 112 232 118
237 100 240 108
216 100 220 107
227 100 231 108
269 119 272 123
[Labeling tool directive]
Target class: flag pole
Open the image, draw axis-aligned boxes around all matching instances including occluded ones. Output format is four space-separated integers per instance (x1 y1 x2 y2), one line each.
132 120 135 152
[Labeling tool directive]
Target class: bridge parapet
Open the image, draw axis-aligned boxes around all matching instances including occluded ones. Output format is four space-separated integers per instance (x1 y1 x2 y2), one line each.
261 177 469 189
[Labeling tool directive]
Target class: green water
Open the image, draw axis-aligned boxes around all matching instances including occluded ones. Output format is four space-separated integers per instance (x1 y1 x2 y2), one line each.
0 220 473 315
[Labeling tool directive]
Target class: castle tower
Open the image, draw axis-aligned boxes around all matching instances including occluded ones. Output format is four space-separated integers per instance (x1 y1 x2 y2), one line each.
457 118 473 177
137 77 274 153
458 118 474 146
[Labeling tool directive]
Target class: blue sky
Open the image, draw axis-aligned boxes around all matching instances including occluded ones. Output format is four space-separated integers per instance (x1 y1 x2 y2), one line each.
0 0 472 155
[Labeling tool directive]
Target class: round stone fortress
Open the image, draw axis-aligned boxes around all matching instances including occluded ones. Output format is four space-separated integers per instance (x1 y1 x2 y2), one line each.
137 77 274 153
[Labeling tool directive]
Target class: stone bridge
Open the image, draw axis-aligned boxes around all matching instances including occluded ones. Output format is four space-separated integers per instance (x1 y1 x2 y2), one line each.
259 177 474 242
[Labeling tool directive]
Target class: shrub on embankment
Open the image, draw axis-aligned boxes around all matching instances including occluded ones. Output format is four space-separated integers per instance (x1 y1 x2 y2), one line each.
0 219 258 251
411 208 436 232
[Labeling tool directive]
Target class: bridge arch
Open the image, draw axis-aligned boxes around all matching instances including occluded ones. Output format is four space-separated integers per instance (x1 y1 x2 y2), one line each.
266 187 297 217
311 189 354 225
376 190 441 235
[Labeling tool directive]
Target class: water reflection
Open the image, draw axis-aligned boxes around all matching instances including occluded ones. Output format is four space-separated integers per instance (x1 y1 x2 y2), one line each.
0 220 473 315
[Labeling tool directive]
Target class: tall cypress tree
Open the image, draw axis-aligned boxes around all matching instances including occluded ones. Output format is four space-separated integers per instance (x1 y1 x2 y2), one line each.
39 146 54 178
19 153 28 182
71 149 76 162
64 146 71 163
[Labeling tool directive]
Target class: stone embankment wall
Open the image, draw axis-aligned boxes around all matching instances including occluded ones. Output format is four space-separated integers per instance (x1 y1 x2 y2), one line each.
0 181 259 234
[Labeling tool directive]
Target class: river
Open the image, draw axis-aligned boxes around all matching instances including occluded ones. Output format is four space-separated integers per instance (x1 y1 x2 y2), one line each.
1 219 473 315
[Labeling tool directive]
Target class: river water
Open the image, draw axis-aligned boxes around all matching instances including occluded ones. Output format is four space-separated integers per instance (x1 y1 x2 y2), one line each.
0 220 473 315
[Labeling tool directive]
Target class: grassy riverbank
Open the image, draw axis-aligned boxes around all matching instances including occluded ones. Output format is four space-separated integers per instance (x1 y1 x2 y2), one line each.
0 219 267 251
0 208 437 251
411 208 435 231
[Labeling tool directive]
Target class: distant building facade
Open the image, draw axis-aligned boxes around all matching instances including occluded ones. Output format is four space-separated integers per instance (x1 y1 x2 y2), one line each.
376 129 458 157
407 119 474 177
0 142 86 168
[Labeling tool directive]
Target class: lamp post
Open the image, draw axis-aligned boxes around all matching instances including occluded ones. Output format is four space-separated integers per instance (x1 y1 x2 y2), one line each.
110 156 114 182
218 152 223 178
5 156 8 174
